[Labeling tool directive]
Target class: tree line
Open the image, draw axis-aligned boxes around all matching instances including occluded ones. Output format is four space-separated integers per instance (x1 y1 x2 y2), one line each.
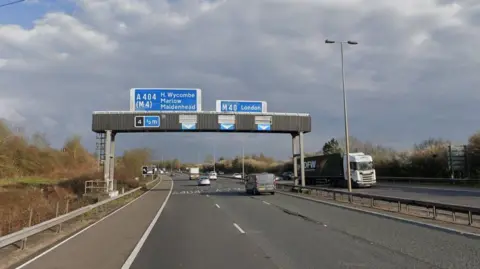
202 131 480 178
0 120 158 187
3 116 478 182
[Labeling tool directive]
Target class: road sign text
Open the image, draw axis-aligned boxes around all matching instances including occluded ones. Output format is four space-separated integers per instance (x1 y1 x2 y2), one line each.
131 88 202 112
216 100 267 113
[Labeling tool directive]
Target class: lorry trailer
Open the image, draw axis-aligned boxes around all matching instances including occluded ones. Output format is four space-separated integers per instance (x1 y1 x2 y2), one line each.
297 152 376 187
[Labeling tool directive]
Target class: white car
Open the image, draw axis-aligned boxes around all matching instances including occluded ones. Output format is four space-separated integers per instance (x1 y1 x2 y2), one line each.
233 173 242 179
209 172 217 180
198 176 211 186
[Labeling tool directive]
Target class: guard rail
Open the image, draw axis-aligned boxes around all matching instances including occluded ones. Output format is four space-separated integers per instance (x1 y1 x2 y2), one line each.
0 177 161 250
275 183 480 228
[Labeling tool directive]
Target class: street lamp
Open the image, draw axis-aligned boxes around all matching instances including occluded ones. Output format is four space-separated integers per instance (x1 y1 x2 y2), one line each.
0 0 25 8
325 39 358 193
242 144 245 179
213 145 216 172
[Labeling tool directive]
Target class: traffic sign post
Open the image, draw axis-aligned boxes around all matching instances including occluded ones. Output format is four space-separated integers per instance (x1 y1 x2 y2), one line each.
150 165 156 180
216 100 267 113
448 145 468 179
130 88 202 112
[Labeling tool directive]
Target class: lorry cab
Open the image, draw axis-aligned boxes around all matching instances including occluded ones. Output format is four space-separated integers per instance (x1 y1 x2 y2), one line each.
344 152 376 187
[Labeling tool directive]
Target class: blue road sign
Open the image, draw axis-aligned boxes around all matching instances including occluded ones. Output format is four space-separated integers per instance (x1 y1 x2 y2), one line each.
219 123 235 130
144 116 161 127
130 88 202 112
257 124 271 131
181 123 196 130
216 100 267 113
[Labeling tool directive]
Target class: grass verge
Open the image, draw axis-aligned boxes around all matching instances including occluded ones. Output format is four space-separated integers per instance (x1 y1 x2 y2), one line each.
0 177 64 187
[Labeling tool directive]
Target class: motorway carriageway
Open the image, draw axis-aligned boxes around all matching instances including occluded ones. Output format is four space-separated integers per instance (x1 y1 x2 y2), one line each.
273 179 480 208
14 176 480 269
129 176 479 269
332 182 480 207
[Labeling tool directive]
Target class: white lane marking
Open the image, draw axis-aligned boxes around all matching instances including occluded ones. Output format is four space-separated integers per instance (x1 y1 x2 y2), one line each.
215 204 220 208
262 201 271 205
121 179 174 269
15 179 165 269
233 223 245 234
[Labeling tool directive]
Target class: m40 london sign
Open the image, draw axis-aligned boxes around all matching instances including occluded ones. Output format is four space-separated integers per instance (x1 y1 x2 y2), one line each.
216 100 267 113
130 88 202 112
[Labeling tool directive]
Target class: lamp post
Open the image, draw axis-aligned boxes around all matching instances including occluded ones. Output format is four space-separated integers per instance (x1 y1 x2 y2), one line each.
0 0 25 8
242 144 245 179
325 39 358 193
213 145 216 172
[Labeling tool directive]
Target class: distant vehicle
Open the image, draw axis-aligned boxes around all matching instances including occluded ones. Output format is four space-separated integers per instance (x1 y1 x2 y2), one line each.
198 176 211 186
218 171 224 175
189 167 200 180
209 171 217 180
299 153 376 188
245 173 275 195
281 171 293 180
233 173 242 179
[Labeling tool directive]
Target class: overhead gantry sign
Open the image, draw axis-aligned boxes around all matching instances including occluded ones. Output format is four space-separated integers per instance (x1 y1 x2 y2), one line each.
92 88 312 194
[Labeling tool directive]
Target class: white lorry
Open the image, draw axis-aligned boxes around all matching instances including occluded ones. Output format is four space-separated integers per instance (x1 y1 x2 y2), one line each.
189 167 200 180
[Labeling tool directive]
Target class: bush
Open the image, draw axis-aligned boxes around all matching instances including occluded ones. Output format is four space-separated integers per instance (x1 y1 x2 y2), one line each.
0 120 155 184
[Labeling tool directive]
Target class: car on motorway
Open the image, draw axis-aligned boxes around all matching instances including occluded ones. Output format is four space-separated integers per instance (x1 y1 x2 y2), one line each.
197 176 211 186
245 173 276 195
281 171 293 180
233 173 242 179
209 171 217 180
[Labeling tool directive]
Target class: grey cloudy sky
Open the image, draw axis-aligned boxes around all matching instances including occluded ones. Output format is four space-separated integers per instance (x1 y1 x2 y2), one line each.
0 0 479 162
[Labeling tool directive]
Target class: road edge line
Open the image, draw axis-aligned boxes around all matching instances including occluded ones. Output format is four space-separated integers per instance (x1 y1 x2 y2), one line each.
15 178 165 269
277 190 480 239
121 178 174 269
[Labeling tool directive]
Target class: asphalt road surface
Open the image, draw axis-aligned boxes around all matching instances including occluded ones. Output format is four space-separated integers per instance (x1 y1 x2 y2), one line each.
269 178 480 207
129 176 480 269
333 183 480 207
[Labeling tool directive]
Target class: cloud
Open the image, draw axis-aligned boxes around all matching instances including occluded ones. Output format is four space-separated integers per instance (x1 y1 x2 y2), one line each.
0 0 479 161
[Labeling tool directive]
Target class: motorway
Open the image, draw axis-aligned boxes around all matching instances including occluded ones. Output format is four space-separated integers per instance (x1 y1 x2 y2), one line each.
129 176 480 269
331 183 480 207
275 179 480 207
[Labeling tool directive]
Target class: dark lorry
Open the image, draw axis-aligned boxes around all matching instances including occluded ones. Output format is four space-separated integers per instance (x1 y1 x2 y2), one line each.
296 153 376 187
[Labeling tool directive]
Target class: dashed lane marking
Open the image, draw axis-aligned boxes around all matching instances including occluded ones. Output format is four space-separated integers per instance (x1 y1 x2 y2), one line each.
233 223 246 234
